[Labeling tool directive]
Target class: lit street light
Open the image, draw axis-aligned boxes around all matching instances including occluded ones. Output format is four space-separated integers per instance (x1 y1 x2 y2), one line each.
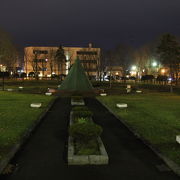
161 69 165 74
152 62 157 67
131 65 137 71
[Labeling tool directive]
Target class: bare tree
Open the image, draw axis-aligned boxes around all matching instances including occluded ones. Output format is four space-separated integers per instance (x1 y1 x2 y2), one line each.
55 46 66 80
133 46 152 76
24 48 32 77
65 48 73 72
0 29 18 73
109 45 133 83
48 48 56 78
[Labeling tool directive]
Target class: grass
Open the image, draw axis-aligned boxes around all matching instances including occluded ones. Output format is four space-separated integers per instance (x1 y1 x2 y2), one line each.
97 93 180 166
0 79 59 94
0 91 54 160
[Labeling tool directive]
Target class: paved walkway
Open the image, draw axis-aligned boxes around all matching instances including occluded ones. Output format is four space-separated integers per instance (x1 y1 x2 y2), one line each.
1 98 179 180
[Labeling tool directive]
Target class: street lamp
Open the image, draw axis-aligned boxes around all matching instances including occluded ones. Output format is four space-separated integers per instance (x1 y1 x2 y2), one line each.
161 69 165 74
131 65 139 79
131 65 137 71
152 62 157 67
151 61 159 77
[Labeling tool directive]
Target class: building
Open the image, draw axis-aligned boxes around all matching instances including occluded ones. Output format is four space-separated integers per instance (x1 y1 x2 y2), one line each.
105 66 123 77
24 44 100 79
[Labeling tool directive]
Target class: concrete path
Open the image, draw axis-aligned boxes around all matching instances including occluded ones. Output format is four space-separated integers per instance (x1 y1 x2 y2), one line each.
1 98 179 180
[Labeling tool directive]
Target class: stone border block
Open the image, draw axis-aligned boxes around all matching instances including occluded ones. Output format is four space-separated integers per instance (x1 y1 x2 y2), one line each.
71 98 85 106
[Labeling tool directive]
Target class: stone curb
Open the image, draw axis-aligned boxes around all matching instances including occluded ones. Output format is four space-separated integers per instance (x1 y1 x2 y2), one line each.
97 98 180 177
0 97 57 174
68 111 109 165
71 98 85 106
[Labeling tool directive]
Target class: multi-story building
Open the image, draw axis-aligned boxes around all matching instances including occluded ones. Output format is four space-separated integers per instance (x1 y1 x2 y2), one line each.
24 43 100 79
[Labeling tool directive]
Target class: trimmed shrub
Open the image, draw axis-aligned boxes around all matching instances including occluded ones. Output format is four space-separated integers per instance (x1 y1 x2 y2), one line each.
69 122 102 143
73 110 93 118
72 106 89 111
74 116 92 124
77 117 89 124
76 139 99 155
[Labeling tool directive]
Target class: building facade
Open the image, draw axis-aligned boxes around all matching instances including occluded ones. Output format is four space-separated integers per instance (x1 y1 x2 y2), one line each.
24 44 100 78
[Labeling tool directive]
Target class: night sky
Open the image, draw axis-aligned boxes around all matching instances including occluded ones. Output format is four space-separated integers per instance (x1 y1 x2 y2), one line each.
0 0 180 49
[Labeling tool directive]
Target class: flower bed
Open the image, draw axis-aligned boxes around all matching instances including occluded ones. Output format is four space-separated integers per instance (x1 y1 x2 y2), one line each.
68 107 108 165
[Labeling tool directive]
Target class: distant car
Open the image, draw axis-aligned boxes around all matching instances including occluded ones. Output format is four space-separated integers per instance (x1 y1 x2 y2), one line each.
156 75 168 81
141 75 154 81
120 76 129 80
28 72 35 77
107 76 115 81
129 76 136 80
115 75 120 80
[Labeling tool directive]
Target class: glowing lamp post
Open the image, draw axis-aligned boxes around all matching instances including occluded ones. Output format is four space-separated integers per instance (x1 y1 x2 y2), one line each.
151 61 159 77
131 65 138 79
131 65 137 71
161 69 165 75
152 62 157 67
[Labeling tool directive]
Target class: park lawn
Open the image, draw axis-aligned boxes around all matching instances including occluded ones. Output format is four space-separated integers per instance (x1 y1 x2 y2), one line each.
0 91 55 160
97 93 180 166
2 79 59 94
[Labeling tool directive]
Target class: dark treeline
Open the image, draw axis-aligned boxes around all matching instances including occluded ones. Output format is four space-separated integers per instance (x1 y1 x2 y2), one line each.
101 33 180 84
0 28 19 73
0 27 180 84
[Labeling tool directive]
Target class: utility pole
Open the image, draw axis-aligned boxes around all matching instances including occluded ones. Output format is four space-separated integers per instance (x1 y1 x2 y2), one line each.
34 52 39 80
0 65 6 91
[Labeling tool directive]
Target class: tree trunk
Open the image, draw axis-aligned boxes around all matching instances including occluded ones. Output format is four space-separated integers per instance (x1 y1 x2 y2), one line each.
175 72 178 85
109 71 112 89
170 83 173 93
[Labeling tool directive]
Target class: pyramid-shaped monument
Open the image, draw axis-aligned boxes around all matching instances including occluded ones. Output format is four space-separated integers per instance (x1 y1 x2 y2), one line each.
59 59 93 95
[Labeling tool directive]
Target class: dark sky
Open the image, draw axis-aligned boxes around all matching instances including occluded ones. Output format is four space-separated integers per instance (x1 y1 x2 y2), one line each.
0 0 180 49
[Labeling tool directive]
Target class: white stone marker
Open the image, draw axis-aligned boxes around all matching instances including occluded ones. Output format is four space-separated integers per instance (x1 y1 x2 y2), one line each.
116 103 128 108
30 103 42 108
7 89 13 92
126 85 131 93
136 90 142 93
100 93 107 96
127 85 131 89
176 135 180 144
45 92 52 96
